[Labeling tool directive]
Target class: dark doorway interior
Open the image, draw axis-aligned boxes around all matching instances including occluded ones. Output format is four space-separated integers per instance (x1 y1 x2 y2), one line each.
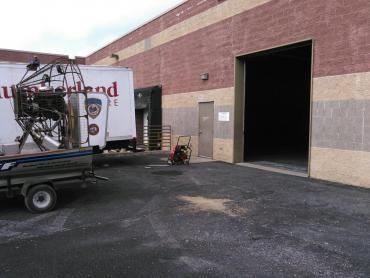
134 86 162 150
244 41 312 172
135 109 144 145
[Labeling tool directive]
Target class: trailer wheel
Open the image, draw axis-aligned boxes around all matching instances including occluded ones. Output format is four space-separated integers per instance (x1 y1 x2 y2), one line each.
25 184 57 213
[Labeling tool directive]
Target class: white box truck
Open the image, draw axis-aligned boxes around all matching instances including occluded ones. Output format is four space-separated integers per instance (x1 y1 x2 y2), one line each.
0 62 136 150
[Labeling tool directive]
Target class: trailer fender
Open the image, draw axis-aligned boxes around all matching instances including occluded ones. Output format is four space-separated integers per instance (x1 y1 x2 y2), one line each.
21 180 54 197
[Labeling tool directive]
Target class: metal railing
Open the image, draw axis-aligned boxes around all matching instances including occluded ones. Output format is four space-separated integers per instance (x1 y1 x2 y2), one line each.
136 125 172 151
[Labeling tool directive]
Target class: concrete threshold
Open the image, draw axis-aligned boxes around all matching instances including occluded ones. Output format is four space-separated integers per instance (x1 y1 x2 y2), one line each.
237 162 308 178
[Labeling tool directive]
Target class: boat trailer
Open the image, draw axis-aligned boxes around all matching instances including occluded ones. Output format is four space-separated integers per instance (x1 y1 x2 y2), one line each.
0 57 108 213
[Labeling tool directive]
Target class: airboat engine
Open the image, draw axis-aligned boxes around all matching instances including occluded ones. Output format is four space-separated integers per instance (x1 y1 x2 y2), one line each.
13 58 90 153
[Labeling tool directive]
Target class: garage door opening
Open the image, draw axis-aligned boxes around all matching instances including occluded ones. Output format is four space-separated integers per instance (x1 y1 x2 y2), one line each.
244 41 312 173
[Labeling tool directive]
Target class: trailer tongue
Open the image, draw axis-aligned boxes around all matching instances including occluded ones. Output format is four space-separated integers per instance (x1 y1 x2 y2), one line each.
0 57 109 213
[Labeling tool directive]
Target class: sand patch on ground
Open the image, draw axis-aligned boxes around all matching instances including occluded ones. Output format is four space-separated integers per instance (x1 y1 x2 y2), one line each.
177 196 247 217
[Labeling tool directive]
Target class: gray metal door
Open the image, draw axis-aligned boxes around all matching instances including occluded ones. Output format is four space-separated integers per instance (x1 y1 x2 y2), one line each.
199 102 214 158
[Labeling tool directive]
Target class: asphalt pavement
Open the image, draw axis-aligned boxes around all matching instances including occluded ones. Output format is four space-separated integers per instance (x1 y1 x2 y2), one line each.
0 152 369 278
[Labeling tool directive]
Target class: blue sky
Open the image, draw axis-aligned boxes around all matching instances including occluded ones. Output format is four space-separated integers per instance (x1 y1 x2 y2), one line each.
0 0 184 57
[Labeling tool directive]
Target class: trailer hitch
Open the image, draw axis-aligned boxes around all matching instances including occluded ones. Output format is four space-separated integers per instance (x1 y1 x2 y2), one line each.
93 174 109 181
86 171 109 183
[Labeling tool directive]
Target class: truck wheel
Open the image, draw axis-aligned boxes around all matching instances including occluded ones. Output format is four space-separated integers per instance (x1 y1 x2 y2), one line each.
25 184 57 213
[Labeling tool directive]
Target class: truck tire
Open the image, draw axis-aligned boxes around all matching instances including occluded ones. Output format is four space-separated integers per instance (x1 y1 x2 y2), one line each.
25 184 57 213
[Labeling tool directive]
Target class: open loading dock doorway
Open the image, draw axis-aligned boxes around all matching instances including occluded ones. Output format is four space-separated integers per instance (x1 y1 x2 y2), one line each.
244 41 312 173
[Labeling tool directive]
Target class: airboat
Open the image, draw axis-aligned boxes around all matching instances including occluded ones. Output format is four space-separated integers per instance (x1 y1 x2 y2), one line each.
0 57 108 213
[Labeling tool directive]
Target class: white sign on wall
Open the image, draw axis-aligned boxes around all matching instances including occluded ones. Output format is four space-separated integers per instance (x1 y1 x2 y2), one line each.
218 112 230 122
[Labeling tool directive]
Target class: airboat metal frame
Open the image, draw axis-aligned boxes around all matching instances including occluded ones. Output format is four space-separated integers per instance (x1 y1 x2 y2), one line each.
0 58 106 213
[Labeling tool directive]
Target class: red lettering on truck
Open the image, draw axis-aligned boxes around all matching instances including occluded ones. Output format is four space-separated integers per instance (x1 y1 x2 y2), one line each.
0 82 120 99
107 82 118 97
1 86 13 99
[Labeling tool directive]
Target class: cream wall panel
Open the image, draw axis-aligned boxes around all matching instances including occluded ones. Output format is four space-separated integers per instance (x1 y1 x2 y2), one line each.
166 87 235 163
95 41 146 65
162 87 235 109
171 134 199 157
171 135 233 163
214 138 234 163
313 72 370 102
310 147 370 188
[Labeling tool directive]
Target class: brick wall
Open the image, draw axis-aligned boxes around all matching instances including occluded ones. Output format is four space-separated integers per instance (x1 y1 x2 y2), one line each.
0 49 86 65
86 0 223 64
116 17 234 94
88 0 370 96
232 0 370 77
88 0 370 187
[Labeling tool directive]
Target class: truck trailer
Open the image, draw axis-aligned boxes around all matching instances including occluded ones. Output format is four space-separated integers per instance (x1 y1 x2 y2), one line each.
0 62 136 151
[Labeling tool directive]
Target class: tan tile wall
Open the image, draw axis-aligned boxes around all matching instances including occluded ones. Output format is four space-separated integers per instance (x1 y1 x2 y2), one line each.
162 87 234 109
171 134 199 157
214 138 234 163
310 147 370 188
170 135 234 163
310 71 370 187
313 72 370 102
165 87 235 163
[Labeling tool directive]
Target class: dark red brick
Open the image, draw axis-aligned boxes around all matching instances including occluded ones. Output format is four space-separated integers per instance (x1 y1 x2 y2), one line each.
87 0 370 95
86 0 224 64
0 49 86 65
